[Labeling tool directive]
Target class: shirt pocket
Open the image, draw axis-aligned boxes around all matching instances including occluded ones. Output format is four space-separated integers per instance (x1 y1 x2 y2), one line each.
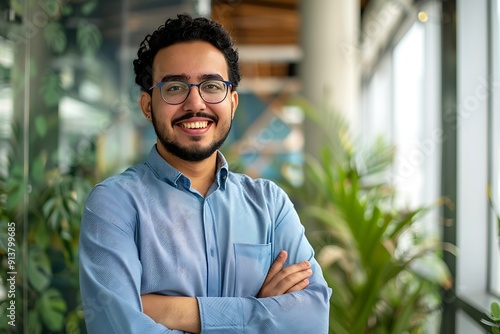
233 243 272 297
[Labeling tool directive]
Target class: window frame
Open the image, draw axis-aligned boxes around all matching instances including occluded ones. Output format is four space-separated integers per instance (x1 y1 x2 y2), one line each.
488 0 500 298
452 0 500 332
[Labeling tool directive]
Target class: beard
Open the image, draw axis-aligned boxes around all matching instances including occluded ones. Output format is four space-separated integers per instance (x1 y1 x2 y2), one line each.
150 107 232 162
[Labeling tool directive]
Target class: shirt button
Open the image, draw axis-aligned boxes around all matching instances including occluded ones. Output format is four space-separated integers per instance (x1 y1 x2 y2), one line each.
210 249 215 257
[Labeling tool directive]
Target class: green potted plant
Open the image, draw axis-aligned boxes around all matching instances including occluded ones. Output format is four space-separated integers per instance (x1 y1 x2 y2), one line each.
482 302 500 334
283 100 452 333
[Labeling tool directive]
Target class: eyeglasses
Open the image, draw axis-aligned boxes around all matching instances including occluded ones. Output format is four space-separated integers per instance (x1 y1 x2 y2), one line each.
149 79 232 105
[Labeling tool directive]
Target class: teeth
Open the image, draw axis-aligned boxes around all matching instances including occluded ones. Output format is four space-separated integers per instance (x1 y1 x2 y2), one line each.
180 121 208 129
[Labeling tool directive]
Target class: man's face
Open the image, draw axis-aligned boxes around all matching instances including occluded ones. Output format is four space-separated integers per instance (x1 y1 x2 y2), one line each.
143 41 238 162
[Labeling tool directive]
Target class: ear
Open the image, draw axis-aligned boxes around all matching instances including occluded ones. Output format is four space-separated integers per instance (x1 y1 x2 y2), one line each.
140 91 152 122
230 90 238 119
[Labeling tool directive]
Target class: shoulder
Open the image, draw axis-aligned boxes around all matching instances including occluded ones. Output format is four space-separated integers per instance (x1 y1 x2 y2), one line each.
97 163 148 189
226 172 300 229
226 171 290 202
82 164 150 231
85 163 150 205
228 171 279 189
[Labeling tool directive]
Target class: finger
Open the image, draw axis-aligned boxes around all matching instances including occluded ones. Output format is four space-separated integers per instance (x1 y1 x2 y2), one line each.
260 263 312 297
274 267 312 293
263 250 288 284
263 260 310 293
258 258 312 298
273 260 310 282
286 278 310 294
258 251 288 298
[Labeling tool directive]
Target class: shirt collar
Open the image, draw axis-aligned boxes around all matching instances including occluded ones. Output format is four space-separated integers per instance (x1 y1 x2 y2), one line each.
216 152 229 190
146 145 229 189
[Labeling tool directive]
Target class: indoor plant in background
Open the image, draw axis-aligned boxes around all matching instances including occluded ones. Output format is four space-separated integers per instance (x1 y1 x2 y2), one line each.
0 0 102 332
283 99 452 334
483 302 500 334
0 122 94 333
481 188 500 334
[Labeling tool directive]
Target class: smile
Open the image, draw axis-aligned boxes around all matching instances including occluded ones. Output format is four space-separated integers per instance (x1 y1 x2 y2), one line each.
179 121 209 129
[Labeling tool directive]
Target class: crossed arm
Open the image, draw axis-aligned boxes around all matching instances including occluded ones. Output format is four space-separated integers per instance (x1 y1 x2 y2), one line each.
141 250 313 333
80 182 331 333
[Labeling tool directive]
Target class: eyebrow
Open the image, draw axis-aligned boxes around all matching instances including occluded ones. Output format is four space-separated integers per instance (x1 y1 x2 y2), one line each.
160 73 225 82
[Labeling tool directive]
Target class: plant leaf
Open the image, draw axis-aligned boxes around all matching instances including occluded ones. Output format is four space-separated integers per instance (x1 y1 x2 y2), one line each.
81 0 98 15
39 71 63 107
43 22 67 53
0 221 8 252
492 301 500 318
31 153 46 183
28 247 52 292
28 310 42 334
34 115 48 138
62 4 74 15
77 21 102 56
40 0 63 17
65 305 85 334
37 288 67 332
5 178 24 212
33 221 51 250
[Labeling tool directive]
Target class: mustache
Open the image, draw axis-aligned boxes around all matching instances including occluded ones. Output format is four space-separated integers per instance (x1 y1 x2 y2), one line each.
172 112 218 125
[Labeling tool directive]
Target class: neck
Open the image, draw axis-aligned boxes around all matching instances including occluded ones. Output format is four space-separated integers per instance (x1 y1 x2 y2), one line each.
157 145 218 197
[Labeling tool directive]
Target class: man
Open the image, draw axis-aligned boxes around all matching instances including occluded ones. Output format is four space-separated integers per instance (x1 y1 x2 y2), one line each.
79 14 331 333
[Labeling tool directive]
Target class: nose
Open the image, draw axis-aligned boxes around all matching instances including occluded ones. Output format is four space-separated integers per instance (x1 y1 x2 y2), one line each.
182 85 206 112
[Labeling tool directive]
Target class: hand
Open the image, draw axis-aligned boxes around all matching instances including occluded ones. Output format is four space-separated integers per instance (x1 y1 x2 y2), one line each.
257 250 312 298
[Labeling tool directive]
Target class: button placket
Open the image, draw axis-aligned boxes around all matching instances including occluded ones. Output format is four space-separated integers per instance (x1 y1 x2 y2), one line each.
203 198 220 296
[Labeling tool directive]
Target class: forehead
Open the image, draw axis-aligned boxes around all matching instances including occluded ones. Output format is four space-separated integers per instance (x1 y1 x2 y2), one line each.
152 41 229 81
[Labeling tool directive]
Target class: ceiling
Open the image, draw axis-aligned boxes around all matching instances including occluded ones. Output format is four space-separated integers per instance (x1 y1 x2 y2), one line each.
95 0 372 49
213 0 373 45
0 0 373 49
92 0 373 82
210 0 372 81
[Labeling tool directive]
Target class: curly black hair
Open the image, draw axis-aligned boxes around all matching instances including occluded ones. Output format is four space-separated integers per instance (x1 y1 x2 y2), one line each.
133 14 241 92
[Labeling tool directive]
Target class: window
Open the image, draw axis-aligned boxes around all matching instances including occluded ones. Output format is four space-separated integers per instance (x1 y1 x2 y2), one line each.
392 20 427 210
359 0 500 331
361 54 392 146
455 0 500 332
490 0 500 297
360 2 441 225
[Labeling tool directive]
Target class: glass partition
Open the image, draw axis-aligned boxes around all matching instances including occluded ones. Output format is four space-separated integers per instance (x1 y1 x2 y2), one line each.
0 1 197 332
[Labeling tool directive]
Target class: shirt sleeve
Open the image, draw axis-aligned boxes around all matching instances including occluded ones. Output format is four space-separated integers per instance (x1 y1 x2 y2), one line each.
79 184 184 334
196 184 332 334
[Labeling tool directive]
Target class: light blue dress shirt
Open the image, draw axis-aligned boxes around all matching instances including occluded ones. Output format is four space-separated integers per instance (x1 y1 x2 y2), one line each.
79 145 332 334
